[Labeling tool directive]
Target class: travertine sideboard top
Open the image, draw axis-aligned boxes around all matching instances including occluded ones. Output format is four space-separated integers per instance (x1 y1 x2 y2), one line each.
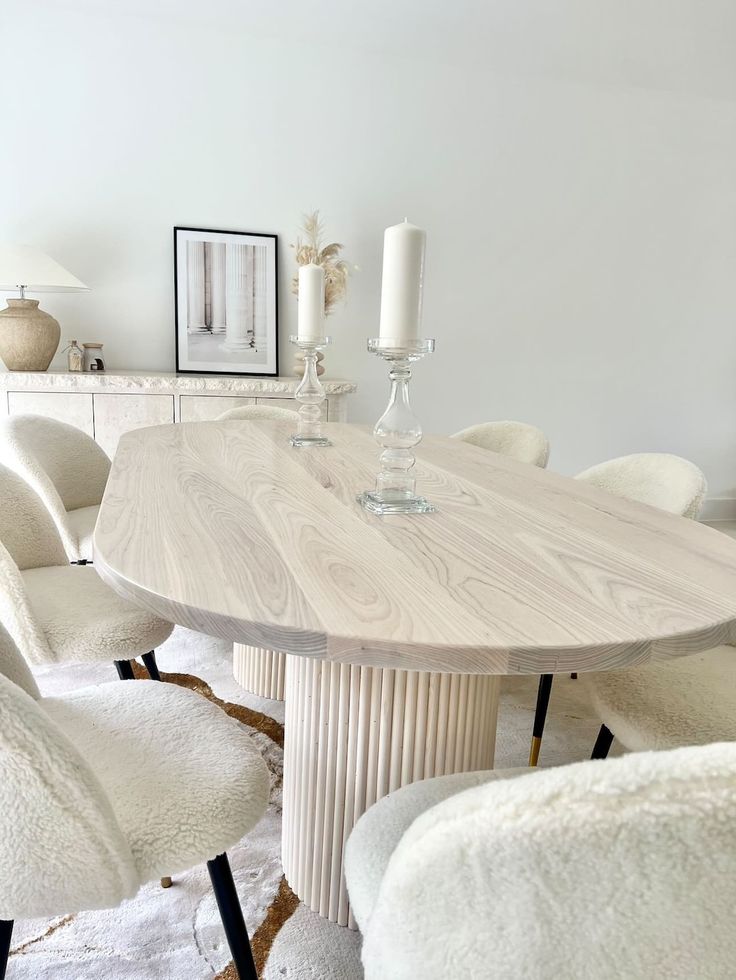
0 370 358 395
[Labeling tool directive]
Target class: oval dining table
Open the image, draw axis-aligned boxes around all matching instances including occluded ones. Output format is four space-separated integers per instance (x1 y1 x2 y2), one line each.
95 420 736 928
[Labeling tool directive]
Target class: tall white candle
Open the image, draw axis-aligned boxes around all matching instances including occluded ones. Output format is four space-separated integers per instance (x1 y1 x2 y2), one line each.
297 263 325 340
378 219 426 342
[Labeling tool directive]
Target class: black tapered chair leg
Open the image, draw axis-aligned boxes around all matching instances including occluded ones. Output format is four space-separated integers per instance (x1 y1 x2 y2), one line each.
141 650 162 682
114 659 136 681
529 673 554 766
0 919 13 980
591 724 615 760
207 853 257 980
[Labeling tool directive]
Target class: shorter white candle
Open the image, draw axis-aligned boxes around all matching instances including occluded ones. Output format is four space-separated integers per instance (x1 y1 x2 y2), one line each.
378 219 426 343
297 263 325 340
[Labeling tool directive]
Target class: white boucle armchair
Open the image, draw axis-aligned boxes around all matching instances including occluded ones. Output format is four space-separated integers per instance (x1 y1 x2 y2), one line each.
0 414 112 563
451 420 550 468
0 463 173 681
528 452 708 766
0 624 269 980
576 452 707 519
345 743 736 980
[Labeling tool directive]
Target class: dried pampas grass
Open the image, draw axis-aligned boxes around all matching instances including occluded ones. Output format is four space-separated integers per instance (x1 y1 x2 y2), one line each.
291 211 352 315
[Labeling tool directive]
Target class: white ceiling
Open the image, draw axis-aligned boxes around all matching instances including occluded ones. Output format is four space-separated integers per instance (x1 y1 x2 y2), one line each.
18 0 736 98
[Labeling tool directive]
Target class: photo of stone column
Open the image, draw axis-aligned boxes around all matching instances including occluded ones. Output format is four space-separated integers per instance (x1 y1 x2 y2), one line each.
210 242 227 335
186 241 206 333
253 245 268 351
204 242 212 328
222 244 255 352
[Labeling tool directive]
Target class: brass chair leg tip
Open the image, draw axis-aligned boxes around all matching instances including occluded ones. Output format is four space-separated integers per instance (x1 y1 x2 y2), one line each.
160 876 173 889
528 737 542 767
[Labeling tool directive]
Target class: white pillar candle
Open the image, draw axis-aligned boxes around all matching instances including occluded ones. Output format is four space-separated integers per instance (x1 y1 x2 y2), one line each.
378 219 426 343
297 263 325 340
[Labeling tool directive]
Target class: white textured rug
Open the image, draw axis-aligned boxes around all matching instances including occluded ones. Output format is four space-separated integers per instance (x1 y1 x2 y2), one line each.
8 627 616 979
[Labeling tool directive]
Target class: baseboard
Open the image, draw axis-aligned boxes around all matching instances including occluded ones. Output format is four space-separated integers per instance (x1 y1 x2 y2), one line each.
700 497 736 523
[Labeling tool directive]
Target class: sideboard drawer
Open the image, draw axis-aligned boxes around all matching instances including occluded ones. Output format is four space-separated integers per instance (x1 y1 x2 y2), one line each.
7 391 94 435
93 393 175 458
179 394 257 422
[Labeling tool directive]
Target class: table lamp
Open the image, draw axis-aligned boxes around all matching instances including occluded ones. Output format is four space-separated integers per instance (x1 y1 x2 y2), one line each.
0 244 89 371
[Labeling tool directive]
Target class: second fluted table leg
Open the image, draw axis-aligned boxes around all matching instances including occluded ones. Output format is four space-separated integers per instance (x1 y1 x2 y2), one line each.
233 643 286 701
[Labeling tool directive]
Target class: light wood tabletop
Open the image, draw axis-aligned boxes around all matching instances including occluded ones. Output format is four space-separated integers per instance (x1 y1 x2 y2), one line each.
95 419 736 676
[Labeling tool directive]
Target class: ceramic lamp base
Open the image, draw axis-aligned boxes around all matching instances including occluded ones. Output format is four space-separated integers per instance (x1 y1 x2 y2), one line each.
0 299 61 371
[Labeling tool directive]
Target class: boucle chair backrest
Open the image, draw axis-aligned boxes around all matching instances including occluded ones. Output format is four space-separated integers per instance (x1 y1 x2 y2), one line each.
451 421 550 468
362 743 736 980
0 414 111 512
0 622 39 699
575 452 706 519
0 464 68 570
0 671 139 919
217 404 299 421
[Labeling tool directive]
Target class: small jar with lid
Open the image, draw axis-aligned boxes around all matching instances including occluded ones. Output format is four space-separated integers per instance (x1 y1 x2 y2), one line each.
83 343 105 372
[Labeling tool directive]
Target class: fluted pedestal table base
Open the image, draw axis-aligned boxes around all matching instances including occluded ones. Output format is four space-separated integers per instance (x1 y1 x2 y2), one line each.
282 656 499 927
233 644 286 700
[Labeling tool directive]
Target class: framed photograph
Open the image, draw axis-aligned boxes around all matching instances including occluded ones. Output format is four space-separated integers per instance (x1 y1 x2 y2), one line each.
174 226 278 376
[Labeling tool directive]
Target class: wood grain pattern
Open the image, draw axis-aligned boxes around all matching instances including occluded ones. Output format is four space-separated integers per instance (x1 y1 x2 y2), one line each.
95 421 736 675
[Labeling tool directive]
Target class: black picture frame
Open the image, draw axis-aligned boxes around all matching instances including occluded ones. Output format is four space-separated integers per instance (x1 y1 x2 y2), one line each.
174 226 279 377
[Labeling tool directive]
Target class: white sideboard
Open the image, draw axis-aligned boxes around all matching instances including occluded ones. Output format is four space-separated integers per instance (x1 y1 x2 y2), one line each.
0 371 358 457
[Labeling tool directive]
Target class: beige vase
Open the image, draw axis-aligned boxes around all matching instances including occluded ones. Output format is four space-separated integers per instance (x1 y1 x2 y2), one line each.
0 299 61 371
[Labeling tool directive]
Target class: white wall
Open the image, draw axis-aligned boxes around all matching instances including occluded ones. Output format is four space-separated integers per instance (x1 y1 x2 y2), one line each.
2 0 735 499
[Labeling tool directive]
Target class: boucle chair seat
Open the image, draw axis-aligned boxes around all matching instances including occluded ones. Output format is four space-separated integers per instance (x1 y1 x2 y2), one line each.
451 420 550 468
64 504 99 561
43 679 268 881
345 768 527 930
583 645 736 752
0 625 269 978
0 414 111 562
0 463 173 675
345 743 736 980
20 565 173 665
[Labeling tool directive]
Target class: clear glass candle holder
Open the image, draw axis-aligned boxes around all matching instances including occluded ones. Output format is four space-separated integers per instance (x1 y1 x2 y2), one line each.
357 337 436 515
289 335 332 447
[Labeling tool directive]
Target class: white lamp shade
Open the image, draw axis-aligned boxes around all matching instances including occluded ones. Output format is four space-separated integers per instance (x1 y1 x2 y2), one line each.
0 244 89 292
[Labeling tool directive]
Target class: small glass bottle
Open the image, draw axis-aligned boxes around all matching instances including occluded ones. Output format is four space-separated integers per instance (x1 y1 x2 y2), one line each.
66 340 84 372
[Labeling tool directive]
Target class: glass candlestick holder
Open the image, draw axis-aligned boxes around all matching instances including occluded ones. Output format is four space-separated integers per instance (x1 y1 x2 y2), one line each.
357 337 436 515
289 335 332 447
